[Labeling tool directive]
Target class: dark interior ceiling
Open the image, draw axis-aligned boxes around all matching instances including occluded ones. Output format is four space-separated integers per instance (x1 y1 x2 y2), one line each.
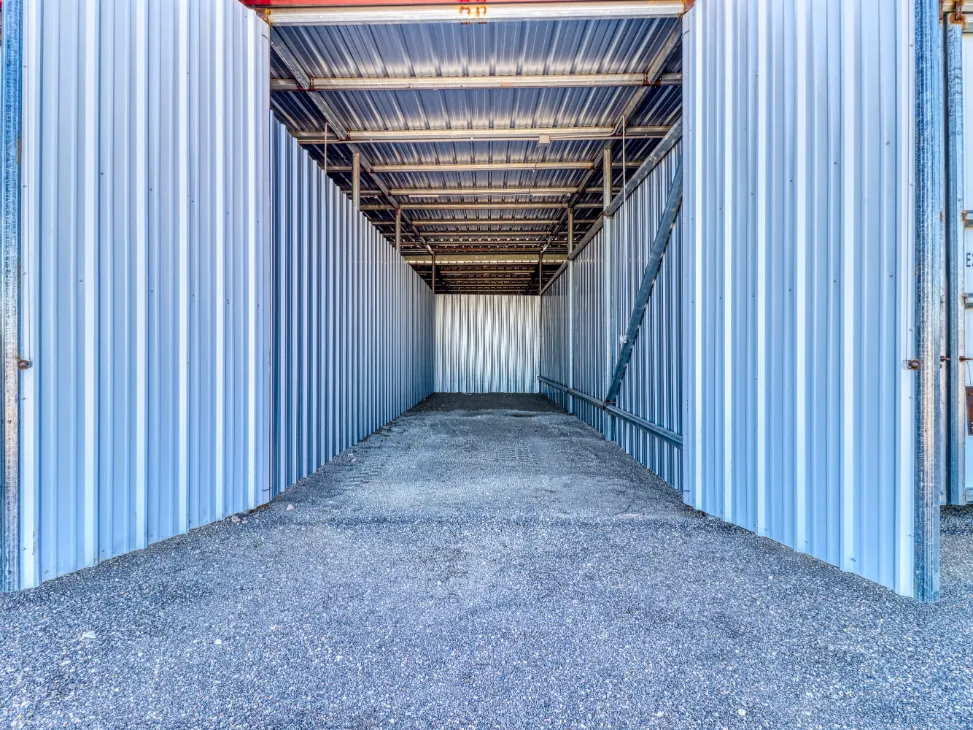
267 11 682 294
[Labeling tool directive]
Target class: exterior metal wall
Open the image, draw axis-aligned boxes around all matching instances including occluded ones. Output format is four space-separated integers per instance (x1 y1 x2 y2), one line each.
539 145 683 487
435 294 538 393
271 119 434 494
683 0 917 596
16 0 271 589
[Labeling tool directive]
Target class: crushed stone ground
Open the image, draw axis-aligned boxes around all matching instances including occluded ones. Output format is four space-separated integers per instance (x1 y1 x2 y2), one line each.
2 393 972 729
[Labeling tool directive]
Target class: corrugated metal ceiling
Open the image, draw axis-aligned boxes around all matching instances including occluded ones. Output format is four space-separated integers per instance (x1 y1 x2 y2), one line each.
268 16 682 293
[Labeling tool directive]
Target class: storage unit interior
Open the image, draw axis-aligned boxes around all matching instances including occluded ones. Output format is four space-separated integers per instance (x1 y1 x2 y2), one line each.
1 0 967 604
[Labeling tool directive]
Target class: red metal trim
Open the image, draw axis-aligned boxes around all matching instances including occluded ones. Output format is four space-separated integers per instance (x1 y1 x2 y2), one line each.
239 0 634 6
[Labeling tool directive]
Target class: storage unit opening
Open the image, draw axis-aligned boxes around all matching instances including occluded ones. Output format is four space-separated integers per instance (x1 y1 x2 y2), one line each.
0 0 965 604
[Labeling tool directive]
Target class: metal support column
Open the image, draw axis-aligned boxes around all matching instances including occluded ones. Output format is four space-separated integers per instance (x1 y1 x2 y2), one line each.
432 253 437 294
914 0 944 602
352 151 361 209
945 8 967 506
602 147 614 440
0 0 24 591
537 250 543 296
394 208 402 253
567 207 575 415
1 0 23 593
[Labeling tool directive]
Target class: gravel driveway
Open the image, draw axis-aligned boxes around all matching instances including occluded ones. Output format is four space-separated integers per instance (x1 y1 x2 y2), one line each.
2 393 972 729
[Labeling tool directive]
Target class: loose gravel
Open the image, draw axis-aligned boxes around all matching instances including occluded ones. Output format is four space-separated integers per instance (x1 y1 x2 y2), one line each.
1 393 972 729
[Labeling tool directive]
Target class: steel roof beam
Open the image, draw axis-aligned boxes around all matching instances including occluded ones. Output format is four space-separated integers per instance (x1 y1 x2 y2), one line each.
411 219 558 226
362 202 603 211
271 72 682 92
404 254 566 264
318 161 644 173
294 126 672 144
420 232 556 238
549 22 680 239
259 2 685 26
271 34 433 247
390 187 577 197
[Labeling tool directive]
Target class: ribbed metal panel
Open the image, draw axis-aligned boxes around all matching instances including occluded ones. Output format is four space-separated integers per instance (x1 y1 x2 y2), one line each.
435 295 538 393
271 119 435 494
683 0 916 597
539 273 570 410
610 147 682 487
539 145 682 486
16 0 271 589
571 228 607 429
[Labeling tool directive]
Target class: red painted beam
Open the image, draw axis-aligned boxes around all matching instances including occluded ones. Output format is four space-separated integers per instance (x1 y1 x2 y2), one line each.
239 0 629 6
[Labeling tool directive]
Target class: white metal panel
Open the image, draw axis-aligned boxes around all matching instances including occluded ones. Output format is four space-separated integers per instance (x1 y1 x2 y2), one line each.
17 0 271 589
271 119 435 494
683 0 916 596
435 295 539 393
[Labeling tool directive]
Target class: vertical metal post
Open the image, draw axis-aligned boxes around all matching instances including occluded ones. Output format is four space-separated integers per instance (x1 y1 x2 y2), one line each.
567 207 575 414
431 253 436 294
914 0 944 602
352 151 361 209
945 8 967 506
394 208 402 253
1 0 23 593
602 147 614 440
537 250 543 296
602 148 613 208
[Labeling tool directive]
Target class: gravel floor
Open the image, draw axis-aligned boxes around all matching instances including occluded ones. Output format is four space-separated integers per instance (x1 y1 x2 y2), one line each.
2 393 973 729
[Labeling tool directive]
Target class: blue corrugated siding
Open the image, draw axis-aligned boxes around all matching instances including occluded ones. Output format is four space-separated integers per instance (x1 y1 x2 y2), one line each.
17 0 271 588
270 119 434 494
682 0 916 596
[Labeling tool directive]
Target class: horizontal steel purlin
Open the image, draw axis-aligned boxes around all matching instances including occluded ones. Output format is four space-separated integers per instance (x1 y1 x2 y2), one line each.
537 376 681 446
271 72 683 92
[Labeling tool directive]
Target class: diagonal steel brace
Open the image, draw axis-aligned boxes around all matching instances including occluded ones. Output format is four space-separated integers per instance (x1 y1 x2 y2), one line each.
604 158 683 406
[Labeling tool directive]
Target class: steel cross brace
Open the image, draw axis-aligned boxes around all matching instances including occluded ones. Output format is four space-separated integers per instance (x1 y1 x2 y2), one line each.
604 158 683 406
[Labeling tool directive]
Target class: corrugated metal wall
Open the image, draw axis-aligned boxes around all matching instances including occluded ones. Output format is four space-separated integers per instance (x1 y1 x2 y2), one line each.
17 0 271 589
539 145 683 488
571 228 608 430
683 0 916 596
271 119 434 494
435 294 538 393
610 148 682 487
539 273 570 411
